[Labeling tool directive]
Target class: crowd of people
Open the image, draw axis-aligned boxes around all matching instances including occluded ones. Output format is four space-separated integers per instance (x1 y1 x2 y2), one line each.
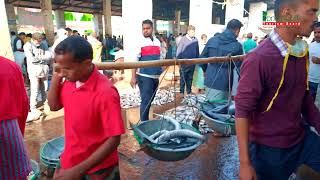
2 0 320 179
10 27 125 121
11 22 262 122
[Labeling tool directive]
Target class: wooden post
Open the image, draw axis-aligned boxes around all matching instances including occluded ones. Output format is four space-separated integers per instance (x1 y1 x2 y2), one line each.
103 0 112 36
40 0 55 46
175 9 181 35
5 3 17 33
96 56 245 70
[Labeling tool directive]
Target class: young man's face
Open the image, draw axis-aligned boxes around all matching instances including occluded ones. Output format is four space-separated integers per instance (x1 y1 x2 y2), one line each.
54 53 91 82
188 30 195 38
314 27 320 42
142 24 153 37
67 31 73 36
293 0 319 37
202 37 207 43
20 35 26 40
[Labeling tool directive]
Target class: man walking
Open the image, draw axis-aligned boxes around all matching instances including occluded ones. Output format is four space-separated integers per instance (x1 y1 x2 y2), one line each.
235 0 320 179
13 32 26 69
130 19 162 122
24 32 52 121
88 32 103 64
243 32 257 54
308 22 320 101
176 25 199 96
201 19 243 101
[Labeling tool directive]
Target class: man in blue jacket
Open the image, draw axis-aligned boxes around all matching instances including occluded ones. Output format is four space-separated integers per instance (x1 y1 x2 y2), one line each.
201 19 244 101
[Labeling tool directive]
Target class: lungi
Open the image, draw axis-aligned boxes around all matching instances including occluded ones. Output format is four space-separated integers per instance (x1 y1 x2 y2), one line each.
0 119 31 180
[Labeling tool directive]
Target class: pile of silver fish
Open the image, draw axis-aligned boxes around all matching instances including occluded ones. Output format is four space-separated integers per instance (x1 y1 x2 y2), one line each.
121 89 214 134
181 94 207 108
163 106 199 125
120 87 179 109
163 94 214 134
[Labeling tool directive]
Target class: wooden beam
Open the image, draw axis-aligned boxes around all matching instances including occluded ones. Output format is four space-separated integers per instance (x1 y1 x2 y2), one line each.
54 0 68 9
13 3 39 9
12 0 122 14
96 56 245 70
7 0 18 4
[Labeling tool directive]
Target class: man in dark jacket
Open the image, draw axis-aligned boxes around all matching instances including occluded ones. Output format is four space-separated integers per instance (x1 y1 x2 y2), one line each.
176 25 199 96
201 19 243 101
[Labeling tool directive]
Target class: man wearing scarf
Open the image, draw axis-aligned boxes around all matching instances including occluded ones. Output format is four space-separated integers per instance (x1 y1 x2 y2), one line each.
235 0 320 179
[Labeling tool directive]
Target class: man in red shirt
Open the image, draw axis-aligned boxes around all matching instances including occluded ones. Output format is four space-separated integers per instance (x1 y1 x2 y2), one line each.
0 56 31 179
48 36 125 179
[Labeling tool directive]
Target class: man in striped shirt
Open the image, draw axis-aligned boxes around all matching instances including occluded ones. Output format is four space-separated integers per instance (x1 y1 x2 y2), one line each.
0 56 31 179
130 19 162 122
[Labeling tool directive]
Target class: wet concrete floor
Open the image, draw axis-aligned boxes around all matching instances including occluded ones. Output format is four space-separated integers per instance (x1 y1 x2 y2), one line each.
24 74 239 179
118 132 239 180
24 114 239 180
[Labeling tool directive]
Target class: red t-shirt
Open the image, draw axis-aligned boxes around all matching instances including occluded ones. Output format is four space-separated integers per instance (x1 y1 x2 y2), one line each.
0 56 29 135
60 65 125 174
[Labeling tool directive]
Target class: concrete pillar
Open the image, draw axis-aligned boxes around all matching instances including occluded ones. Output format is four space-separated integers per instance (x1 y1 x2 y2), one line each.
0 0 14 59
122 0 152 62
248 2 267 38
189 0 212 40
225 0 245 24
153 19 157 32
55 10 66 29
93 14 103 38
168 20 174 35
122 0 152 80
40 0 55 46
5 3 17 33
174 9 181 35
103 0 112 36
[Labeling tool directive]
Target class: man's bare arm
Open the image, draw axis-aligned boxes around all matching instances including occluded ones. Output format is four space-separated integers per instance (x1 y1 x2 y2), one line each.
236 117 257 180
48 72 63 111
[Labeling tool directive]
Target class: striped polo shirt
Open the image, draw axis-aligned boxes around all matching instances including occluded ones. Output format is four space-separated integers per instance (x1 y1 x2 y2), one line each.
136 36 162 79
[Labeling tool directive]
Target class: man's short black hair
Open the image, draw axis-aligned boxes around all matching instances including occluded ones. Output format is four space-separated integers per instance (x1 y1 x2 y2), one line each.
11 31 16 36
27 33 32 38
65 27 72 32
55 36 93 63
314 21 320 29
142 19 153 27
19 32 26 36
274 0 307 21
73 30 78 33
226 19 243 30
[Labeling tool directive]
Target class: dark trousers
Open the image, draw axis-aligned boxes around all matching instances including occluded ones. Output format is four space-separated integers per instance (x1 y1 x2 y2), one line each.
309 81 318 101
137 75 159 121
180 65 195 94
250 129 320 180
